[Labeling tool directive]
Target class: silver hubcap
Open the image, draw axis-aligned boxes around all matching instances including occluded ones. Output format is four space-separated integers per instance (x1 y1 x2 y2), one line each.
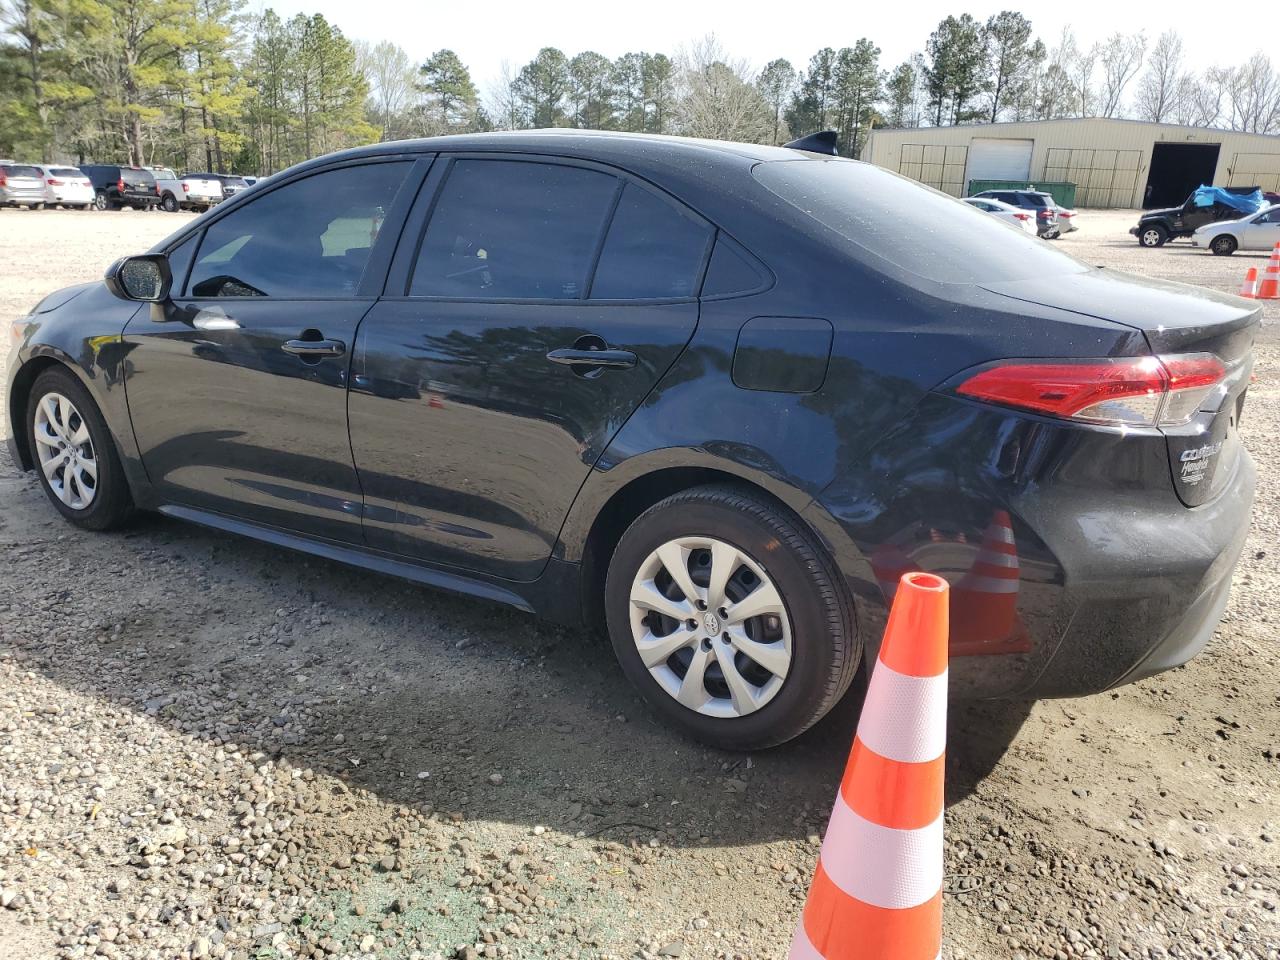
1143 230 1161 245
33 392 97 510
628 536 792 719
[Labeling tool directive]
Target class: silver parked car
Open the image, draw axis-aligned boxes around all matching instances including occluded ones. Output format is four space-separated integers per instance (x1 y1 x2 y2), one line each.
0 163 49 209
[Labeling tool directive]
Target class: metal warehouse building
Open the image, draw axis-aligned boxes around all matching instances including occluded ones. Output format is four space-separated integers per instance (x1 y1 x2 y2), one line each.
860 118 1280 209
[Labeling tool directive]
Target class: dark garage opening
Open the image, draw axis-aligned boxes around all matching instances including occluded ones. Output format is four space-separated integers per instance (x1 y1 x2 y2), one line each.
1144 142 1221 208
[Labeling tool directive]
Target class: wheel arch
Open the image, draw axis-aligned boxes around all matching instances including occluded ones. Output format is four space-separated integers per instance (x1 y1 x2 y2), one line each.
570 457 865 635
7 355 86 471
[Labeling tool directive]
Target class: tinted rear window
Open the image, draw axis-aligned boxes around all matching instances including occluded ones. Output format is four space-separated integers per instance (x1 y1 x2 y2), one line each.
1022 193 1052 207
753 159 1087 284
222 178 249 188
590 183 712 299
4 165 42 178
50 167 82 177
123 169 155 185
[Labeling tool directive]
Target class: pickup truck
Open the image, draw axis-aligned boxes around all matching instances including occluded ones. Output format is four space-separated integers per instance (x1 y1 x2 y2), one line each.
181 173 224 211
1131 186 1271 247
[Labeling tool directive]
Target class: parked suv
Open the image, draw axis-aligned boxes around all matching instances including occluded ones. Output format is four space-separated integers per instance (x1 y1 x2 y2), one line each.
0 163 49 209
146 166 185 212
1132 186 1266 247
82 165 160 211
968 189 1060 237
36 165 94 209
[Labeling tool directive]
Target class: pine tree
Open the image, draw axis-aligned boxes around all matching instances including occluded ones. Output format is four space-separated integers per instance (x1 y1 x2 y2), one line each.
513 47 570 128
756 58 795 144
417 48 477 133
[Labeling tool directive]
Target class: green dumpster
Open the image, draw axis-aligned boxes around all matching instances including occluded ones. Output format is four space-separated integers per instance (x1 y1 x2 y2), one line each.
967 179 1077 209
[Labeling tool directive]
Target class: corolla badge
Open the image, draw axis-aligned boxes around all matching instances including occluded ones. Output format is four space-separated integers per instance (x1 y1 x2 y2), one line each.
1179 440 1223 486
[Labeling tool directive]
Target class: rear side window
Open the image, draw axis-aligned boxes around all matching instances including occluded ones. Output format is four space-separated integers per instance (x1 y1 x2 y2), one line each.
702 236 768 297
411 159 617 299
590 184 712 299
188 161 411 298
753 159 1088 284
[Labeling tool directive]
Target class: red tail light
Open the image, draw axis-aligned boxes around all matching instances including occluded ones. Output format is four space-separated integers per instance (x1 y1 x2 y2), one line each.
47 178 64 186
1013 212 1031 221
1036 209 1052 219
955 355 1226 427
117 178 125 191
182 183 190 192
0 174 7 187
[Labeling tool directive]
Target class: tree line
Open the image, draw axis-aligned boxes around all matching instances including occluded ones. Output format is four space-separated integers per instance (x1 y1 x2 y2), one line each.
3 1 1279 174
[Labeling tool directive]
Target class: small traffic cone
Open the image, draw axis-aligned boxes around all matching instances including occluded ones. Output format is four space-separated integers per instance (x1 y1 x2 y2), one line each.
1258 260 1280 300
1238 267 1258 299
789 571 948 960
949 510 1031 657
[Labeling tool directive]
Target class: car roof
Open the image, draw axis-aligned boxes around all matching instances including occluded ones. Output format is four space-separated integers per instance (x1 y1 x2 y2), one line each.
280 129 812 182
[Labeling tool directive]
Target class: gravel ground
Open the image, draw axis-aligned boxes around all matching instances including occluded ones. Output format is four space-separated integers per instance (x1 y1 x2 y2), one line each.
0 206 1277 960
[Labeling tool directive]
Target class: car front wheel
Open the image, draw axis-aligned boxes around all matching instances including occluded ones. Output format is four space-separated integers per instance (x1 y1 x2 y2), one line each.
1139 225 1168 247
25 368 134 531
604 485 859 750
93 192 110 211
1209 235 1238 256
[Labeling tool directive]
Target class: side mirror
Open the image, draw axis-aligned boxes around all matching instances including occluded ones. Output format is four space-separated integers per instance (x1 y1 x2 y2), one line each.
104 254 172 302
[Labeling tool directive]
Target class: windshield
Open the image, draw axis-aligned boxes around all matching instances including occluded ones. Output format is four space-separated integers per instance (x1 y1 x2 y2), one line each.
753 159 1088 284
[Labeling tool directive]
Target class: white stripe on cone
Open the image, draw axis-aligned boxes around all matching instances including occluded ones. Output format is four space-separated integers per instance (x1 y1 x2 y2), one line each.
956 574 1019 594
856 663 948 764
819 795 944 909
788 924 825 960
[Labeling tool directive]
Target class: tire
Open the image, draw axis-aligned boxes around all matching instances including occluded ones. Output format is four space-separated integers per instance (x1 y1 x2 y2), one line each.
93 192 110 211
161 193 179 212
25 368 134 531
604 484 859 750
1139 224 1168 247
28 203 43 210
1209 235 1238 256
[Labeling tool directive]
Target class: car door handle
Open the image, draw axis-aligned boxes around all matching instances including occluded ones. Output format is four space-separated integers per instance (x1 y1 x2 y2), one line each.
282 338 345 358
546 347 636 369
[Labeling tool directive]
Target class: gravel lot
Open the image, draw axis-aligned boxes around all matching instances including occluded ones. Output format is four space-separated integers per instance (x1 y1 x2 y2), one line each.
1 206 1277 960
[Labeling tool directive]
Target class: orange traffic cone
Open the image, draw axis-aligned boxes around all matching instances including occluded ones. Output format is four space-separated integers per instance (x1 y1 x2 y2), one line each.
1258 260 1280 300
789 571 948 960
1238 267 1258 299
949 510 1031 657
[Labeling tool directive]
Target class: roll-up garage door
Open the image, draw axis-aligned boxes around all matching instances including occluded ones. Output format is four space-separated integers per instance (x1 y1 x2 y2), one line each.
965 138 1034 184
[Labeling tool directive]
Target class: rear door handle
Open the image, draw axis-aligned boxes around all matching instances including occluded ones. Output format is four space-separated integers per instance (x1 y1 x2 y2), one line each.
282 338 345 358
546 347 636 369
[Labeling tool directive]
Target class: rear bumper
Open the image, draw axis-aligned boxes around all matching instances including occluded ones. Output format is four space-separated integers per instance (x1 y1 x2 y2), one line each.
1 188 46 205
817 395 1256 701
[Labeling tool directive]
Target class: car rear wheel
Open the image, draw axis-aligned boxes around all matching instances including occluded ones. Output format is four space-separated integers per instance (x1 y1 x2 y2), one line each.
93 192 111 211
1139 224 1168 247
604 485 859 750
1209 235 1238 256
25 368 134 531
161 193 179 212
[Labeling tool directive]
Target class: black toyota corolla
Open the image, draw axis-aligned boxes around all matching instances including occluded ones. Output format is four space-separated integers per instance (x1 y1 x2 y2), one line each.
5 131 1258 750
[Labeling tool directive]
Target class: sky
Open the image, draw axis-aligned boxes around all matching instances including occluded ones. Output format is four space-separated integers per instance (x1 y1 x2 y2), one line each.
256 0 1230 99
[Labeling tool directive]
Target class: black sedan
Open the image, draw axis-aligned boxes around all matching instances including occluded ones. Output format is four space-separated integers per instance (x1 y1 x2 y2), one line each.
5 131 1258 750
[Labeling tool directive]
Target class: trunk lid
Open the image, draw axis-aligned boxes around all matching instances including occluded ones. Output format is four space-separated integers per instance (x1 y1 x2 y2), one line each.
981 268 1260 507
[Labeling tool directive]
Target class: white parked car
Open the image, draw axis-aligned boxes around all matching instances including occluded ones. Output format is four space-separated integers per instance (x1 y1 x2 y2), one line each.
1192 204 1280 255
180 173 224 210
36 165 94 209
962 196 1038 235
